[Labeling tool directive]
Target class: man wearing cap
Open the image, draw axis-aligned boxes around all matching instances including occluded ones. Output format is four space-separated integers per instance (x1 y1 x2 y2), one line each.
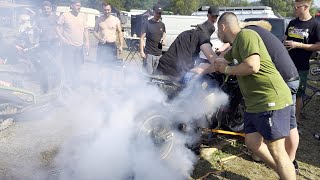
56 0 90 86
94 2 123 65
140 4 166 74
207 6 220 24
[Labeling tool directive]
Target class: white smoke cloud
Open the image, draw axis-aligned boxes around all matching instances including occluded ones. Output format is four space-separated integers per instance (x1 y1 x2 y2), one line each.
0 2 229 176
0 60 228 179
47 64 228 180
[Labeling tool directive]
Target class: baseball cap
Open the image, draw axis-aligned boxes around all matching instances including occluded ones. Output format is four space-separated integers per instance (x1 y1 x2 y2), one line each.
42 1 52 7
70 0 81 4
153 4 163 13
208 6 219 16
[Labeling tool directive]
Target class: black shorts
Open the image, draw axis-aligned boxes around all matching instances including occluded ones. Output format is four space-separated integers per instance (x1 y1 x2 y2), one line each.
244 106 291 141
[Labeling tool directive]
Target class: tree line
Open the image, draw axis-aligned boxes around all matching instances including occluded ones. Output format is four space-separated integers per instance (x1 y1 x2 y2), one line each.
27 0 320 17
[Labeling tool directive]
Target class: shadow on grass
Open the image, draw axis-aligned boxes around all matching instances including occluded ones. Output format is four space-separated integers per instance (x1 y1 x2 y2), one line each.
192 158 250 180
296 98 320 170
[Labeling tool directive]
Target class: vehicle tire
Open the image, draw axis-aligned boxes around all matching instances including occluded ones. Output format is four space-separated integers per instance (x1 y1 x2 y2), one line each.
136 110 175 159
226 98 245 132
308 60 320 81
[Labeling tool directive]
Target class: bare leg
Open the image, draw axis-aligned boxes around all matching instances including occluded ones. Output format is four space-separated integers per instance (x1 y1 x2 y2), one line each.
245 132 277 171
285 128 299 161
266 138 296 180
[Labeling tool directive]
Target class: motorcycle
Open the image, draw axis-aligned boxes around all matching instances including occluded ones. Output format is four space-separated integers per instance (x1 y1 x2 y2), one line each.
135 69 245 159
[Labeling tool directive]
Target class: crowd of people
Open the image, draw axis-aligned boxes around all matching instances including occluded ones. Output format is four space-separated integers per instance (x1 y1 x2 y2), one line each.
0 0 319 179
140 0 319 179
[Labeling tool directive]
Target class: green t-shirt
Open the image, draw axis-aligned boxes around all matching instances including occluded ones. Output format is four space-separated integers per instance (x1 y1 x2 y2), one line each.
224 29 292 113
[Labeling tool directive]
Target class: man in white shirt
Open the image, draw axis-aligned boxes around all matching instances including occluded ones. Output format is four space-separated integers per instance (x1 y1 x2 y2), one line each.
56 0 90 86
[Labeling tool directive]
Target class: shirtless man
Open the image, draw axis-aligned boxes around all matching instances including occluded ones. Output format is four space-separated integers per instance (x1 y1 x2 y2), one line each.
94 2 123 64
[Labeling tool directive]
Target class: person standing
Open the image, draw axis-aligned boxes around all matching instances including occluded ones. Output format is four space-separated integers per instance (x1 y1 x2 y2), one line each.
56 0 90 86
36 1 59 52
140 4 166 74
284 0 320 124
93 2 123 65
35 1 60 92
242 22 301 173
215 12 296 179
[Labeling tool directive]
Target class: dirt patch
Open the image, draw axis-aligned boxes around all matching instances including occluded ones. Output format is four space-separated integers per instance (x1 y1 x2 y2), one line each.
192 97 320 179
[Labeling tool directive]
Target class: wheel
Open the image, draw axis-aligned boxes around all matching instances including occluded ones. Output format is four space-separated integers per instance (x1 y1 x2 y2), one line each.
137 111 174 159
308 60 320 81
226 98 245 132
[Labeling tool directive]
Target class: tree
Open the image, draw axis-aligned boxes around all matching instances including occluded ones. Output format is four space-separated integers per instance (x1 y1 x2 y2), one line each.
261 0 294 17
168 0 199 15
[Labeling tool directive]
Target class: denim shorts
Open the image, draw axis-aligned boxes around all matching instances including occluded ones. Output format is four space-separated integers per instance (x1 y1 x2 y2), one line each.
286 79 299 129
244 106 291 140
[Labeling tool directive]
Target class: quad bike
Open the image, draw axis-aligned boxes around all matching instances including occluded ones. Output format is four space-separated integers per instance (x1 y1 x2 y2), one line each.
136 70 245 159
0 35 68 131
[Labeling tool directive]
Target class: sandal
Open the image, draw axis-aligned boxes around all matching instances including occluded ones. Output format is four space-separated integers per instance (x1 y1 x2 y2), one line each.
314 133 320 140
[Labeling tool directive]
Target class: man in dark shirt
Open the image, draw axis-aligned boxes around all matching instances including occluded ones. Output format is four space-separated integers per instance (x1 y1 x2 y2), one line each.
284 0 320 123
140 4 166 74
35 1 59 52
244 23 300 172
156 19 218 82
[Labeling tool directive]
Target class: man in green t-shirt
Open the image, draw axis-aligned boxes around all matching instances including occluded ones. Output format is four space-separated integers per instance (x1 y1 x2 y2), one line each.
214 12 296 179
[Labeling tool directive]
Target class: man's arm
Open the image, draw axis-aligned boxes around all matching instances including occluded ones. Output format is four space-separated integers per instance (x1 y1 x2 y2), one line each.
284 36 320 51
289 42 320 51
83 15 90 55
116 20 123 52
56 14 68 44
93 19 104 43
216 43 231 57
161 32 166 46
84 28 90 55
93 30 103 43
140 33 146 58
56 25 68 44
200 43 219 64
215 54 261 76
192 43 221 75
284 35 320 51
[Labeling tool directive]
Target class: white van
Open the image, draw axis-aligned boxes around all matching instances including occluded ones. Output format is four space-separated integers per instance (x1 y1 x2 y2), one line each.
161 15 208 51
55 6 101 29
192 6 278 21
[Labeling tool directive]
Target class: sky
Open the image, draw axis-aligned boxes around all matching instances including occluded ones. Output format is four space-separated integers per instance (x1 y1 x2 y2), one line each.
247 0 320 7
